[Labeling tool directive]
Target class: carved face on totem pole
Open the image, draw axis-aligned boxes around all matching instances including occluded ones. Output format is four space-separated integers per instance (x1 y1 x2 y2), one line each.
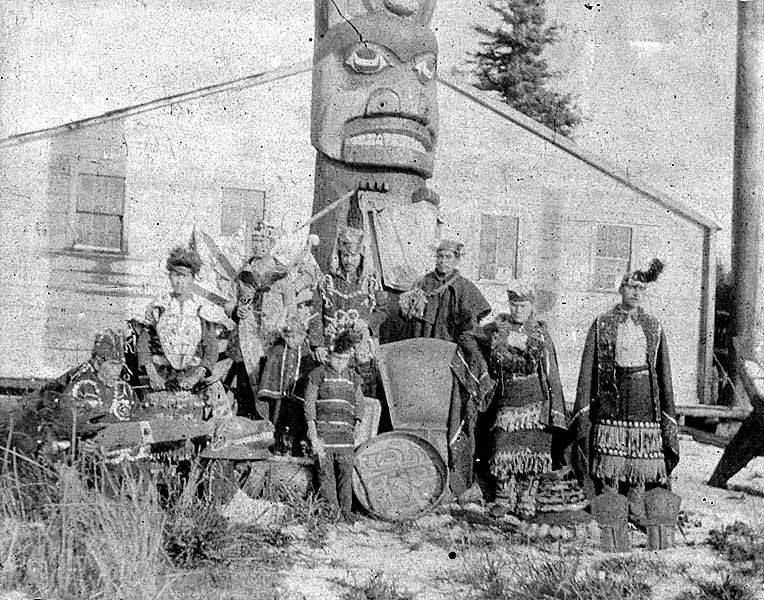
312 0 439 178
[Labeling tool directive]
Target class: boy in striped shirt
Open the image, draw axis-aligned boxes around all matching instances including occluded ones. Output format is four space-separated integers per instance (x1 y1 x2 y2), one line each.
304 330 365 520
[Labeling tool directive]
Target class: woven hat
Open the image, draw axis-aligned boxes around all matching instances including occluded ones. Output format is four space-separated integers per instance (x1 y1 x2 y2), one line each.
506 280 536 303
434 239 464 257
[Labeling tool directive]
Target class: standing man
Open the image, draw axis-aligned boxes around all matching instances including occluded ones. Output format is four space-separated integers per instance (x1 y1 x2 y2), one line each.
227 221 294 418
309 226 387 397
399 239 491 344
398 239 494 497
571 259 679 525
238 220 295 341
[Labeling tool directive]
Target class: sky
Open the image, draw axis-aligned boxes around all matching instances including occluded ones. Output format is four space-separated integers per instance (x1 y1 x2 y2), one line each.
0 0 738 261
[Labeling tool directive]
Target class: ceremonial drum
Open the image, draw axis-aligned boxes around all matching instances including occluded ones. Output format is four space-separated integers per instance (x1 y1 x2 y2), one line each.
353 432 448 521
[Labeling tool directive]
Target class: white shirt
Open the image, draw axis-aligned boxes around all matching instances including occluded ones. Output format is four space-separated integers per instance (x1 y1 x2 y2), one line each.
615 316 647 367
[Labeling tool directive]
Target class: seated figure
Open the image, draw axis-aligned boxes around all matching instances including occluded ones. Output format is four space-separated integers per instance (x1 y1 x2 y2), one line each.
36 329 138 457
136 245 233 420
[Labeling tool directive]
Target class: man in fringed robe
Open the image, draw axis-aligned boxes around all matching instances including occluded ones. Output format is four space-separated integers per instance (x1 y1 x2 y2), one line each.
571 259 679 526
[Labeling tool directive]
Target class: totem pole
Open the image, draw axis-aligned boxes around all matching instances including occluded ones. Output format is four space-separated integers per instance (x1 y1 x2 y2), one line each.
310 0 440 292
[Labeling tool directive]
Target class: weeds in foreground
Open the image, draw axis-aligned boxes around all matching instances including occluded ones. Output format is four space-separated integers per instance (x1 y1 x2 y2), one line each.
0 452 167 600
162 461 293 568
674 571 755 600
258 472 338 548
462 552 652 600
593 554 674 581
339 570 415 600
707 521 764 577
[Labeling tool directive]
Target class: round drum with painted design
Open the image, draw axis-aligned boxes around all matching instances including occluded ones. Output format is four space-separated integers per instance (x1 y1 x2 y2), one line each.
352 432 448 521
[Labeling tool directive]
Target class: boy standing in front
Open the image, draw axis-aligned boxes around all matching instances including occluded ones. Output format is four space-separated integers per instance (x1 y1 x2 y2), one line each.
304 330 364 520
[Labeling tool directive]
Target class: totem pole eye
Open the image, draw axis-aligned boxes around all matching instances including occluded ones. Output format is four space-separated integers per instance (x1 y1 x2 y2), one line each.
346 45 391 75
413 53 436 83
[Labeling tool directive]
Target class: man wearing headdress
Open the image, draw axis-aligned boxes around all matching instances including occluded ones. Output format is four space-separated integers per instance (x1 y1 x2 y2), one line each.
571 259 679 525
470 282 574 518
309 226 387 397
38 329 138 454
136 246 231 419
398 239 494 497
398 239 491 344
227 221 294 418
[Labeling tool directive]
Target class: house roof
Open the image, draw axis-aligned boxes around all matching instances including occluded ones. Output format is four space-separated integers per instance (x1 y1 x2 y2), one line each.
437 72 721 232
0 59 720 232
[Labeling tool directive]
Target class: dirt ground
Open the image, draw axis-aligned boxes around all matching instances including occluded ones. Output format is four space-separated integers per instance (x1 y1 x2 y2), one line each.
176 436 764 600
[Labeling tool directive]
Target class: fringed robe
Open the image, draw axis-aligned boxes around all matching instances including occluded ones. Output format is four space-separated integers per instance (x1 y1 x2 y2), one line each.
571 305 679 491
474 319 568 485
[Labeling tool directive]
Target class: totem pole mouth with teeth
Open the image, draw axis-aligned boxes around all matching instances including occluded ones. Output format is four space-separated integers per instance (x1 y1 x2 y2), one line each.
311 0 441 292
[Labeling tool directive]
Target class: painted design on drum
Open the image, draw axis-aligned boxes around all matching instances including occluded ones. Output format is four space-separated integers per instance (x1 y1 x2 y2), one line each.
353 434 446 519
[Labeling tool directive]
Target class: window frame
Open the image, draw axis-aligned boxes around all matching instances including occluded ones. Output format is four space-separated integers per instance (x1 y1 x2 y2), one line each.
69 169 127 254
477 212 520 283
590 222 633 293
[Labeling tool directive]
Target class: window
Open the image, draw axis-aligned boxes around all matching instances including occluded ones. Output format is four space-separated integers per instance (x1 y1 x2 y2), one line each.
479 214 519 280
221 187 266 236
74 173 126 252
592 224 632 291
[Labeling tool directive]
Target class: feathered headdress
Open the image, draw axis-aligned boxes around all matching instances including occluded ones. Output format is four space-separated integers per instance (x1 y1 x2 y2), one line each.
166 245 202 275
333 329 364 355
622 259 664 286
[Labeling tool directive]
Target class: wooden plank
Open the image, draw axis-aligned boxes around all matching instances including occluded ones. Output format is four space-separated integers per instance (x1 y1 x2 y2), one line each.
680 425 730 449
675 404 750 420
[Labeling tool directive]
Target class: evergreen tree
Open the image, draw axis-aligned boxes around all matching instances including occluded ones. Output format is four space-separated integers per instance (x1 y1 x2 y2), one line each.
472 0 582 137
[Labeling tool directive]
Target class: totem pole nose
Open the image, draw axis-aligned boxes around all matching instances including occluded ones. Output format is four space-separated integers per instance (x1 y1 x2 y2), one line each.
365 88 401 116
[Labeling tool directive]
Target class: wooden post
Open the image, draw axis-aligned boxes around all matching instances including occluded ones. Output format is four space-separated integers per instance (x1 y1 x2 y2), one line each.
731 0 764 402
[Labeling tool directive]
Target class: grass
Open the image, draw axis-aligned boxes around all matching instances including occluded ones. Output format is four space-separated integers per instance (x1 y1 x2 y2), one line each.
459 551 653 600
0 447 298 599
257 470 338 548
0 450 168 600
338 570 415 600
674 572 755 600
707 521 764 577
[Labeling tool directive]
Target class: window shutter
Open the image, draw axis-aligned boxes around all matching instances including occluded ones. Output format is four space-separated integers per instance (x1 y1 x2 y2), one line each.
496 215 518 280
75 173 125 251
479 213 498 280
593 224 632 291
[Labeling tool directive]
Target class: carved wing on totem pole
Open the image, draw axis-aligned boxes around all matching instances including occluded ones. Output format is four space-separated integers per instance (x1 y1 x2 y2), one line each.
311 0 442 290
